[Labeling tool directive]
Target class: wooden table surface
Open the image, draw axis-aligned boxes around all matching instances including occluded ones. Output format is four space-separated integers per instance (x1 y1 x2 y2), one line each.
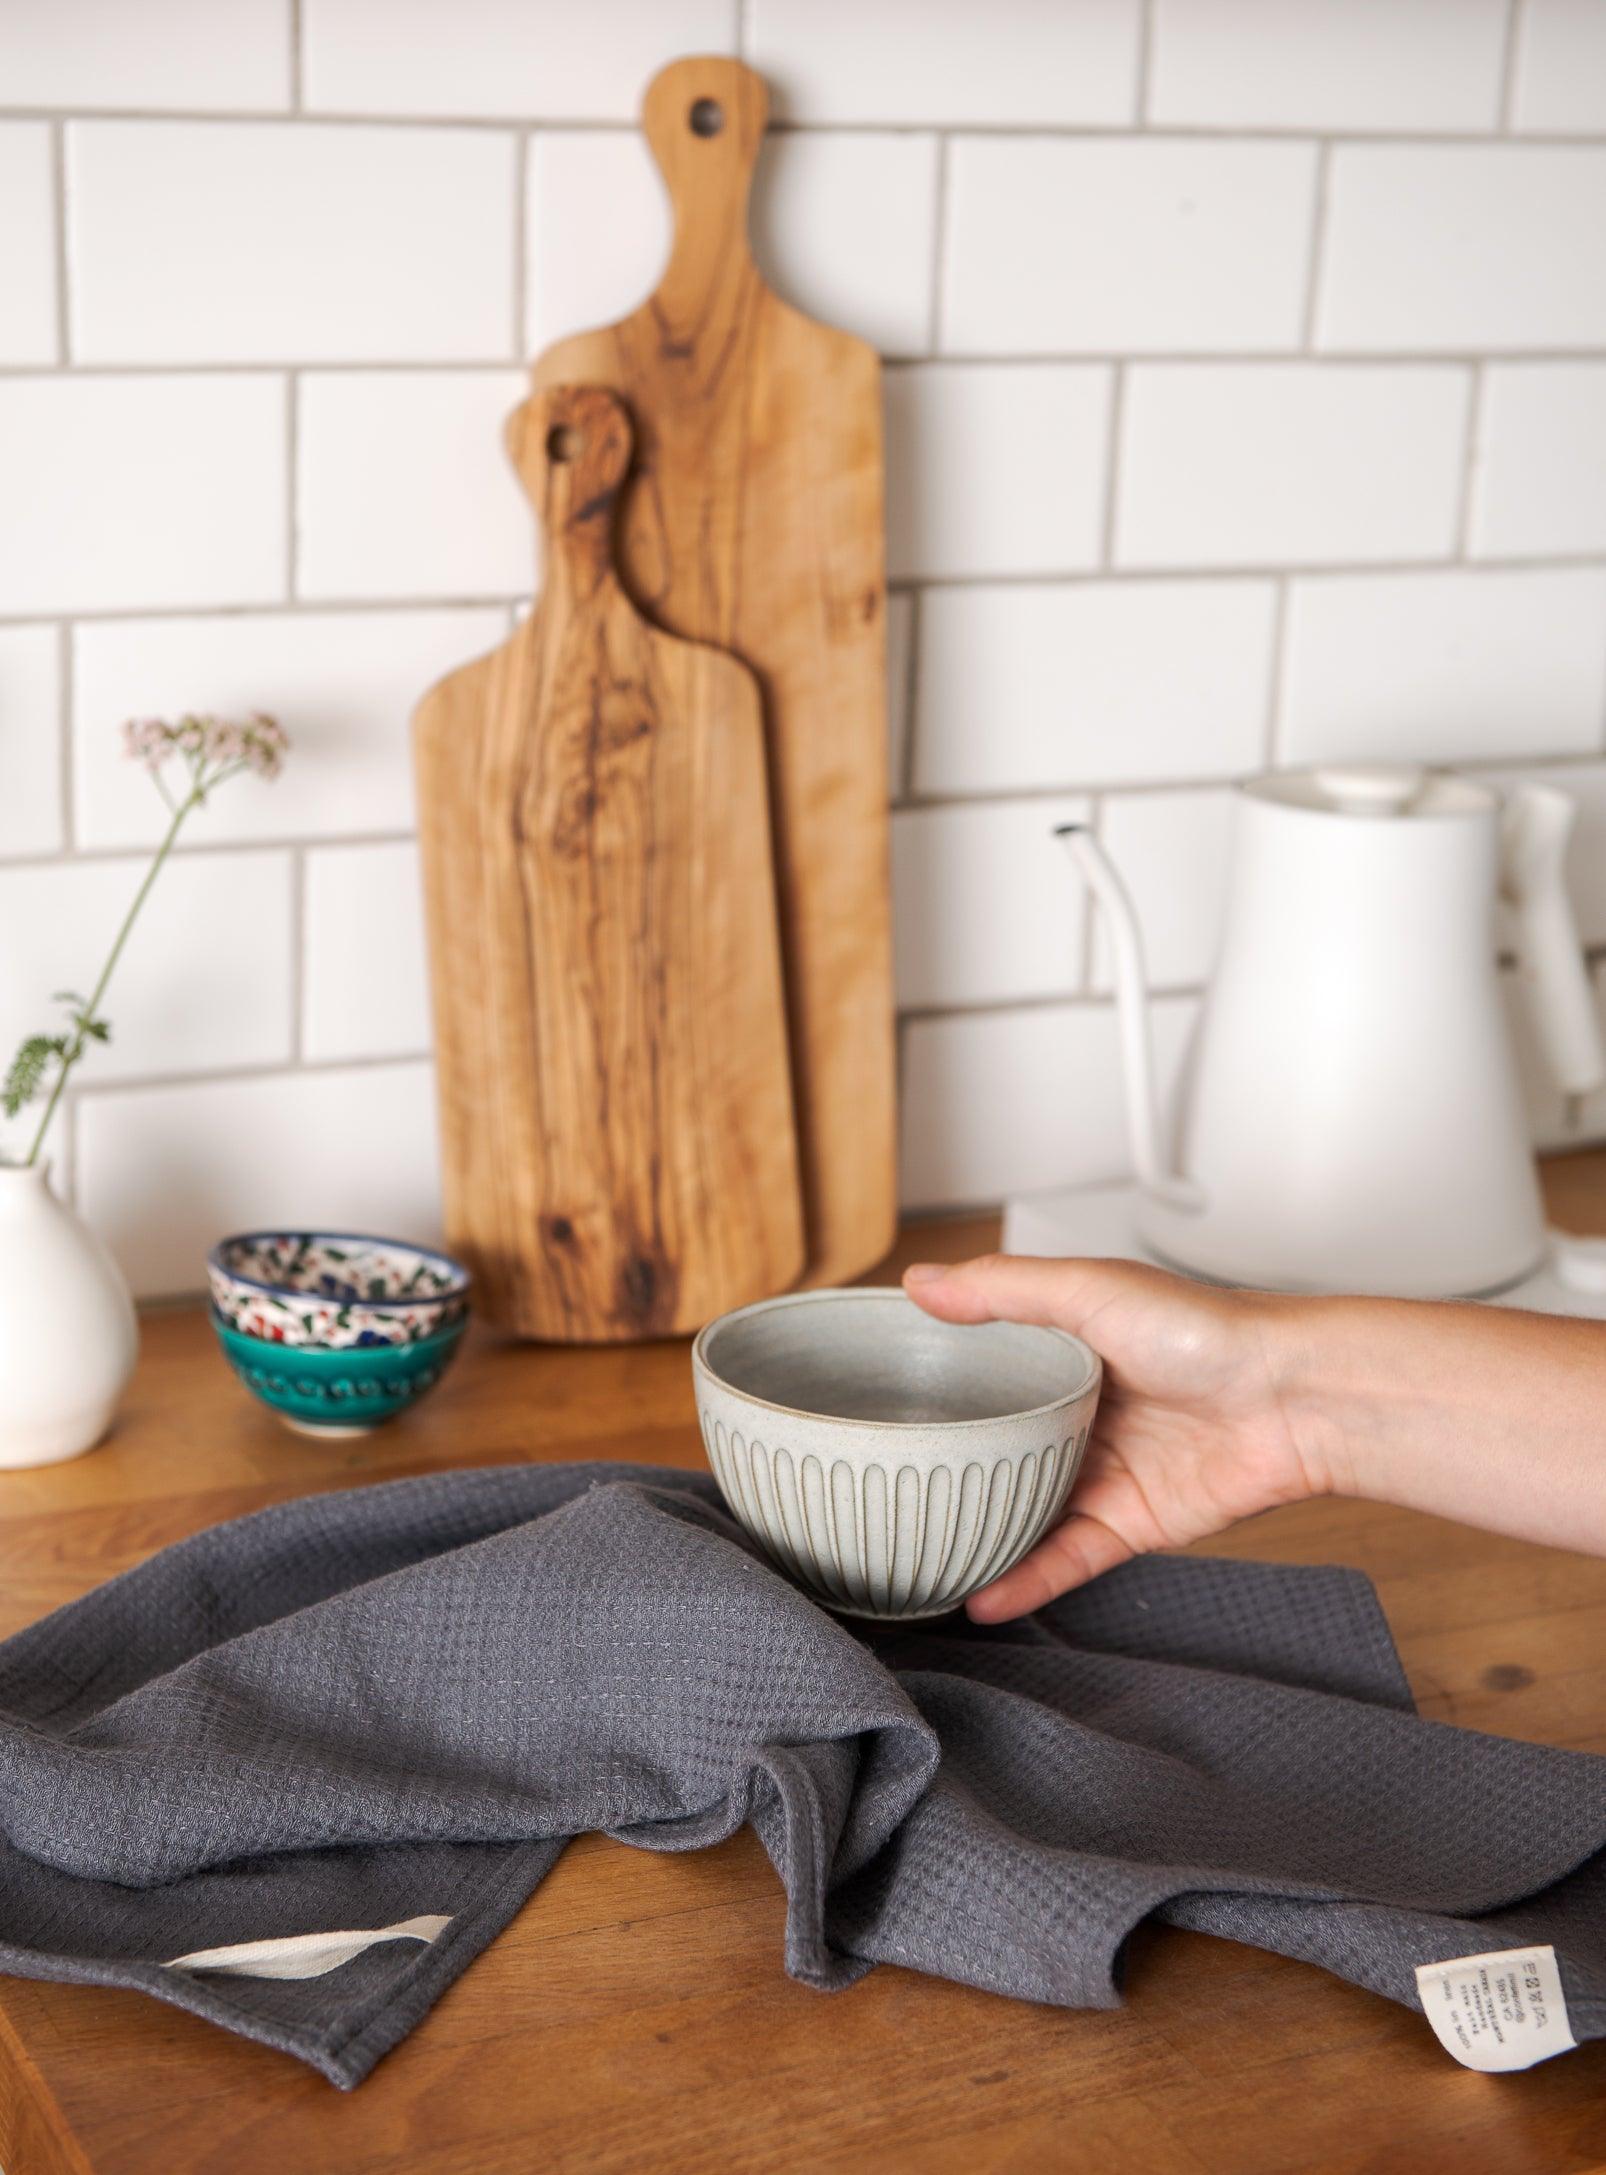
6 1165 1606 2175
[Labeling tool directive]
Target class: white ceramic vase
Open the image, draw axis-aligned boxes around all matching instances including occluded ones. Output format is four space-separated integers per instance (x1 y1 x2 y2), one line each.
0 1163 137 1469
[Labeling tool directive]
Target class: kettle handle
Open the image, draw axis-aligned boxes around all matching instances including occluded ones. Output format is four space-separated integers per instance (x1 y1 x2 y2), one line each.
1500 786 1605 1107
1057 826 1204 1212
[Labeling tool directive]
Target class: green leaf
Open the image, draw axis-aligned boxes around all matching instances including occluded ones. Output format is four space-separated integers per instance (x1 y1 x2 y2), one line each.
2 1034 67 1119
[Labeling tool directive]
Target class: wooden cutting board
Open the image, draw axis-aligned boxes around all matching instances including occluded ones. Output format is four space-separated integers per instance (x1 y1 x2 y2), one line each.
412 383 804 1341
526 54 897 1290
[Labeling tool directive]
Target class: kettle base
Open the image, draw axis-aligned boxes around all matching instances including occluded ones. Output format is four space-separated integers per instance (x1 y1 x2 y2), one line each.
1002 1182 1606 1317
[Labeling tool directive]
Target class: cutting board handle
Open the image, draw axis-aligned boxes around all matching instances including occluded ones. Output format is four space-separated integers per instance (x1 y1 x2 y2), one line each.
507 383 633 586
643 55 769 307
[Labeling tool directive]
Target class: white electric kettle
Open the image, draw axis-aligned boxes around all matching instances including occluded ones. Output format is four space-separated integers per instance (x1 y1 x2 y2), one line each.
1064 765 1606 1297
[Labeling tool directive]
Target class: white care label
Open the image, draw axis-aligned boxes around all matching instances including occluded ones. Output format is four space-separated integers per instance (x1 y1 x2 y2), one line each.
1414 1944 1576 2071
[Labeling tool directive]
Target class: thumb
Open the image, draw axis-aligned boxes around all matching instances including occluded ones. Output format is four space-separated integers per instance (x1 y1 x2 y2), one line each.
901 1253 1137 1337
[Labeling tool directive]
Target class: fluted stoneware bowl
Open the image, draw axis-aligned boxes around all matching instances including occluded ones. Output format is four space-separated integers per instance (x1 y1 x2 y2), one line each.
692 1287 1101 1622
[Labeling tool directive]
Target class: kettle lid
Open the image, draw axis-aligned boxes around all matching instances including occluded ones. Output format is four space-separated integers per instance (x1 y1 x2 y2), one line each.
1248 764 1496 821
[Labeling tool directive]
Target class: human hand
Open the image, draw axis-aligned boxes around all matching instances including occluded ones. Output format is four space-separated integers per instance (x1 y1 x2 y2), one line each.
902 1254 1329 1623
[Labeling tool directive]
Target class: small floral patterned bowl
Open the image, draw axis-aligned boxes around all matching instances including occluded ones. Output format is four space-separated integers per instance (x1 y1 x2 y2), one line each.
211 1312 467 1438
207 1231 471 1351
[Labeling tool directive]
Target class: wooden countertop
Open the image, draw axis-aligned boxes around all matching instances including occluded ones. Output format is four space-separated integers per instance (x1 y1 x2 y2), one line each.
6 1169 1606 2175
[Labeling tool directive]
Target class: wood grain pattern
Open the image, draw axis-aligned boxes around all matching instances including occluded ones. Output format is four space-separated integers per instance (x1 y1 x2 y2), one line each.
527 55 897 1292
5 1166 1606 2172
414 382 803 1339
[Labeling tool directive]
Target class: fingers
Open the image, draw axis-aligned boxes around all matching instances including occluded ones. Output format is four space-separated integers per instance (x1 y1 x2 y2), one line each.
964 1510 1135 1623
903 1252 1133 1335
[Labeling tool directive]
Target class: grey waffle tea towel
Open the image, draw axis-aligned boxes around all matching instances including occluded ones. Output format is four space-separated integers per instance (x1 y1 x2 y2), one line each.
2 1462 1604 2086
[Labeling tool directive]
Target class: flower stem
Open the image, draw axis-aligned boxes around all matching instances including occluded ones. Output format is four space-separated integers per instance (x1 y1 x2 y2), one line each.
25 785 200 1165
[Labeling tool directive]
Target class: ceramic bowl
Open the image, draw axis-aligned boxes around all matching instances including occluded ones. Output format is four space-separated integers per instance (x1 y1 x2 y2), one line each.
692 1287 1101 1622
210 1312 467 1438
207 1231 470 1350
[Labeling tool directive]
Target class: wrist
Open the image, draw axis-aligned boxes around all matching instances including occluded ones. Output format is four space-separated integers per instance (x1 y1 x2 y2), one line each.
1260 1292 1394 1505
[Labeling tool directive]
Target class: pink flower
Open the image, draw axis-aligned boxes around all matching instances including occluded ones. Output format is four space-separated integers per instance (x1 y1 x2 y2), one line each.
119 711 289 783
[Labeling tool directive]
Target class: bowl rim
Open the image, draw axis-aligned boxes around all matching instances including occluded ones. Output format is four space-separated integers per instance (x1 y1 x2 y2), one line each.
209 1307 468 1360
208 1229 472 1307
691 1285 1101 1433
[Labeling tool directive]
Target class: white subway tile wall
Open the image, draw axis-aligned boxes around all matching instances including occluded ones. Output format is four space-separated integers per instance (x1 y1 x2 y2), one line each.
0 628 63 858
0 126 58 366
941 138 1317 355
751 0 1141 127
1 0 1604 1289
1278 567 1606 767
1090 789 1238 993
1317 146 1606 353
884 364 1112 579
76 1062 439 1299
1511 0 1606 135
67 123 517 365
296 371 533 600
302 0 737 120
914 579 1276 794
73 608 504 846
1114 364 1471 569
0 850 295 1085
0 375 287 617
1148 0 1510 134
891 797 1092 1012
302 841 432 1062
0 0 292 112
1471 363 1606 559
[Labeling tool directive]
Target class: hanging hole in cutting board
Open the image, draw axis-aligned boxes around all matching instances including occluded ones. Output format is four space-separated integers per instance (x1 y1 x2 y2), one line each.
546 424 584 463
688 98 724 137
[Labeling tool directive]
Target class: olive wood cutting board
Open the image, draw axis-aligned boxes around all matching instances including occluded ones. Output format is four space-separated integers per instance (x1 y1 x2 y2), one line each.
525 54 897 1290
413 384 804 1340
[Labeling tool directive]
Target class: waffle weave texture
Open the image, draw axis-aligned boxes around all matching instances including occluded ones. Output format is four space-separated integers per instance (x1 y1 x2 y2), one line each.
1 1463 1603 2086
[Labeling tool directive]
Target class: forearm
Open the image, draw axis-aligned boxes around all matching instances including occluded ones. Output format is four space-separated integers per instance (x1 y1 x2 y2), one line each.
1275 1294 1606 1556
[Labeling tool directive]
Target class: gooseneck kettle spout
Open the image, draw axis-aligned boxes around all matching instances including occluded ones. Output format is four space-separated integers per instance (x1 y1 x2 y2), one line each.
1055 825 1204 1214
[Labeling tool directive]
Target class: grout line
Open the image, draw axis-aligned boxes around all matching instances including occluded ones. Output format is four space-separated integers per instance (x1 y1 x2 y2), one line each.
1299 140 1332 349
1499 0 1525 132
1263 577 1290 768
898 984 1204 1028
7 347 1606 380
1134 0 1157 126
49 120 70 362
11 111 1606 145
0 593 525 628
284 371 299 601
1098 363 1125 568
511 129 529 362
926 132 951 356
0 358 568 379
288 847 307 1060
56 623 76 851
0 831 417 872
884 750 1606 813
899 589 922 801
736 0 754 64
67 1049 434 1101
289 0 304 112
1455 363 1487 559
6 550 1606 635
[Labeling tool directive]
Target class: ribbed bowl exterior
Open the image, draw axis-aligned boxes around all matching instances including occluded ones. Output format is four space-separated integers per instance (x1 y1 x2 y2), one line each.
698 1405 1095 1620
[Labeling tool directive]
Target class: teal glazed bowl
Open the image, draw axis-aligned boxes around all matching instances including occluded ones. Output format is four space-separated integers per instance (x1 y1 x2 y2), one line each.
211 1312 468 1438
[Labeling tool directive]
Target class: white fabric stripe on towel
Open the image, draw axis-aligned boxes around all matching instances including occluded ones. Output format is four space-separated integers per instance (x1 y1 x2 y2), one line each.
162 1914 452 1981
